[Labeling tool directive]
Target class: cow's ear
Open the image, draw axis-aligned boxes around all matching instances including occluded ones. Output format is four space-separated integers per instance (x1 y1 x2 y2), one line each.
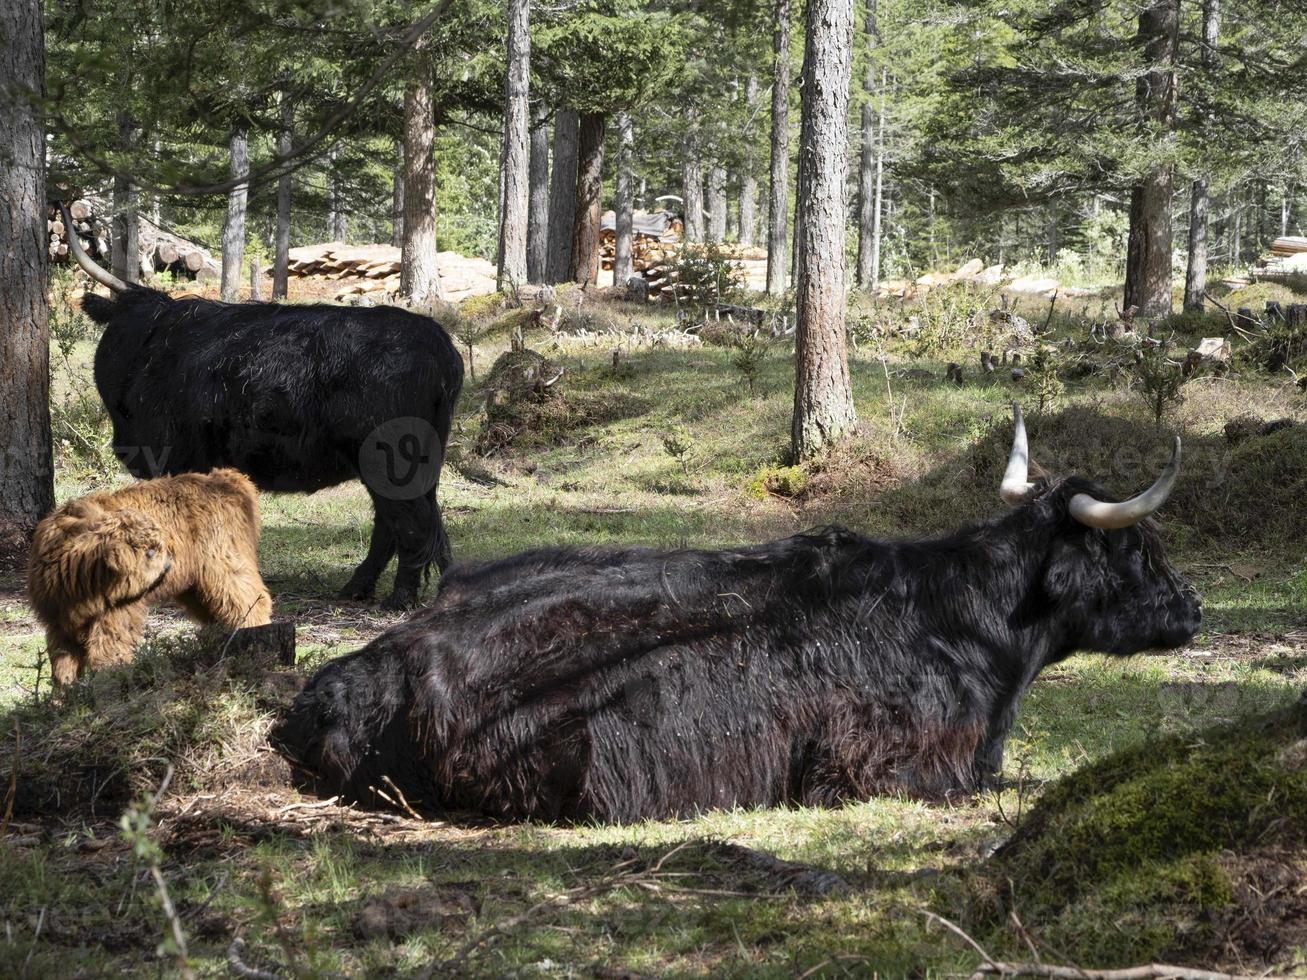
1041 536 1101 610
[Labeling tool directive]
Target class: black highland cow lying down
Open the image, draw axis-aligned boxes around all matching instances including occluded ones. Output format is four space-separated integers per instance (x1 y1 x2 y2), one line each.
62 204 462 609
273 406 1201 822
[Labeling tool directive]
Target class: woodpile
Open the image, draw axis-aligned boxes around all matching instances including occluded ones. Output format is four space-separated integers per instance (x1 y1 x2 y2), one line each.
280 243 498 304
597 209 680 277
48 199 219 281
1270 236 1307 256
1253 236 1307 286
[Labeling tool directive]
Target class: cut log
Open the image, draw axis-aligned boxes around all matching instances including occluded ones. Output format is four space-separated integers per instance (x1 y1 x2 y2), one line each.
1269 236 1307 256
156 241 178 266
217 619 297 669
183 251 204 273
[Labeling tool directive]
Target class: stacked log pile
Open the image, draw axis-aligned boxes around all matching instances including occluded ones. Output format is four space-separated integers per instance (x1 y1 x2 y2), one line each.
1252 236 1307 286
280 243 497 303
48 200 219 281
597 210 680 279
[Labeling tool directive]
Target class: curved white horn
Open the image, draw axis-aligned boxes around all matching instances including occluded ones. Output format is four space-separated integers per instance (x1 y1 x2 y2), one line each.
57 201 129 293
999 402 1036 504
1068 437 1182 529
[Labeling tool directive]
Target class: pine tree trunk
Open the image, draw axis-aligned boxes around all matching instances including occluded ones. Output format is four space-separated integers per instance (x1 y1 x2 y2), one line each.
400 48 444 304
391 140 405 249
570 112 606 285
1231 197 1242 267
220 124 250 302
766 0 792 294
1183 180 1209 312
855 0 878 288
545 108 579 284
1045 198 1058 266
739 75 759 247
1183 0 1219 312
791 102 806 288
613 112 635 286
0 0 54 531
326 144 347 243
497 0 530 289
792 0 857 460
707 166 727 242
527 105 549 283
111 112 140 285
273 92 293 300
870 68 885 289
682 109 705 243
1122 0 1179 319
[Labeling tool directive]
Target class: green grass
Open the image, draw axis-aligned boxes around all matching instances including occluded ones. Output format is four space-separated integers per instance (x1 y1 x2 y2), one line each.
1 284 1306 976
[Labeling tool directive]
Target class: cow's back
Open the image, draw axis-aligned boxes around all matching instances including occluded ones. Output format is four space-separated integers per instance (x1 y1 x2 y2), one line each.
86 290 461 491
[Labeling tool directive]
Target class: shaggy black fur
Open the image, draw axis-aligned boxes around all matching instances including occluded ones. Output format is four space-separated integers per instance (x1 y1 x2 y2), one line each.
272 476 1201 822
83 287 462 608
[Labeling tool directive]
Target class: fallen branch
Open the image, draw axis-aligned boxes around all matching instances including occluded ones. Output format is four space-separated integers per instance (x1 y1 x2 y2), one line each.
1202 291 1257 341
422 842 696 976
919 908 1305 980
379 775 424 821
1 718 19 839
971 963 1307 980
227 937 281 980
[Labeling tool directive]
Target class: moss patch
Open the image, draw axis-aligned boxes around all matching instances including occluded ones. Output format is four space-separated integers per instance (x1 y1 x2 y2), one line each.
970 694 1307 970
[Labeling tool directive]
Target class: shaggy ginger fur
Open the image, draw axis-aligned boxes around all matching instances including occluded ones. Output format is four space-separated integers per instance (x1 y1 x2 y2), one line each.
28 469 273 685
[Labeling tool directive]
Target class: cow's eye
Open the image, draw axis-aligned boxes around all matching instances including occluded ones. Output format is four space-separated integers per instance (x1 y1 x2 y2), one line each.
145 547 157 559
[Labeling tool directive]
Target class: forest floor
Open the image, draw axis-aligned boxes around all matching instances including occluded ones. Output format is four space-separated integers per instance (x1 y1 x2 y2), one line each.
1 277 1306 977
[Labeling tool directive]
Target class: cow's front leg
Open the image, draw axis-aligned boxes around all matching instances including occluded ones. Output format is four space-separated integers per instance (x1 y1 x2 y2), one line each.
339 504 396 602
973 735 1005 790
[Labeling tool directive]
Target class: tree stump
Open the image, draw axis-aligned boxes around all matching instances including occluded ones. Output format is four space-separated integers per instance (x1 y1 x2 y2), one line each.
220 619 296 669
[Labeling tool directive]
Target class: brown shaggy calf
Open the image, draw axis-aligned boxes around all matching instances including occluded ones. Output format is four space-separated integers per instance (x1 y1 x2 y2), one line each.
28 469 273 685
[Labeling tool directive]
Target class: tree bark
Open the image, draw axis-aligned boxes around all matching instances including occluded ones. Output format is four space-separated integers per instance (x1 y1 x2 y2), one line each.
497 0 530 289
682 108 705 243
326 144 347 243
739 75 759 247
111 111 140 285
706 166 727 243
855 0 878 287
220 124 250 302
391 140 404 249
527 105 549 283
0 0 53 530
545 108 579 284
766 0 792 294
1183 0 1219 312
273 91 293 300
1122 0 1179 320
613 112 635 286
400 46 445 304
570 112 606 284
792 0 857 460
870 67 886 289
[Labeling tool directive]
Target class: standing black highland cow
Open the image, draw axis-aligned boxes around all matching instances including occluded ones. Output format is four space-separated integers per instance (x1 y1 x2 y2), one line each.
273 406 1201 822
62 203 462 609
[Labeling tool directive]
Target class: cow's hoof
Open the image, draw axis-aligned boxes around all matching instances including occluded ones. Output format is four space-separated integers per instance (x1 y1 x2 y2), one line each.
337 580 376 603
380 590 419 612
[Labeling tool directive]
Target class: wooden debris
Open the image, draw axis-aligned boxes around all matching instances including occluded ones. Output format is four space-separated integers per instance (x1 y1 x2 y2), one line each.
48 198 219 282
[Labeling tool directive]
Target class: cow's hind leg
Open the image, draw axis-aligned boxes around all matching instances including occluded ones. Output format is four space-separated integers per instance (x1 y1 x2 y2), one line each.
339 497 397 602
188 566 273 629
378 493 440 610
